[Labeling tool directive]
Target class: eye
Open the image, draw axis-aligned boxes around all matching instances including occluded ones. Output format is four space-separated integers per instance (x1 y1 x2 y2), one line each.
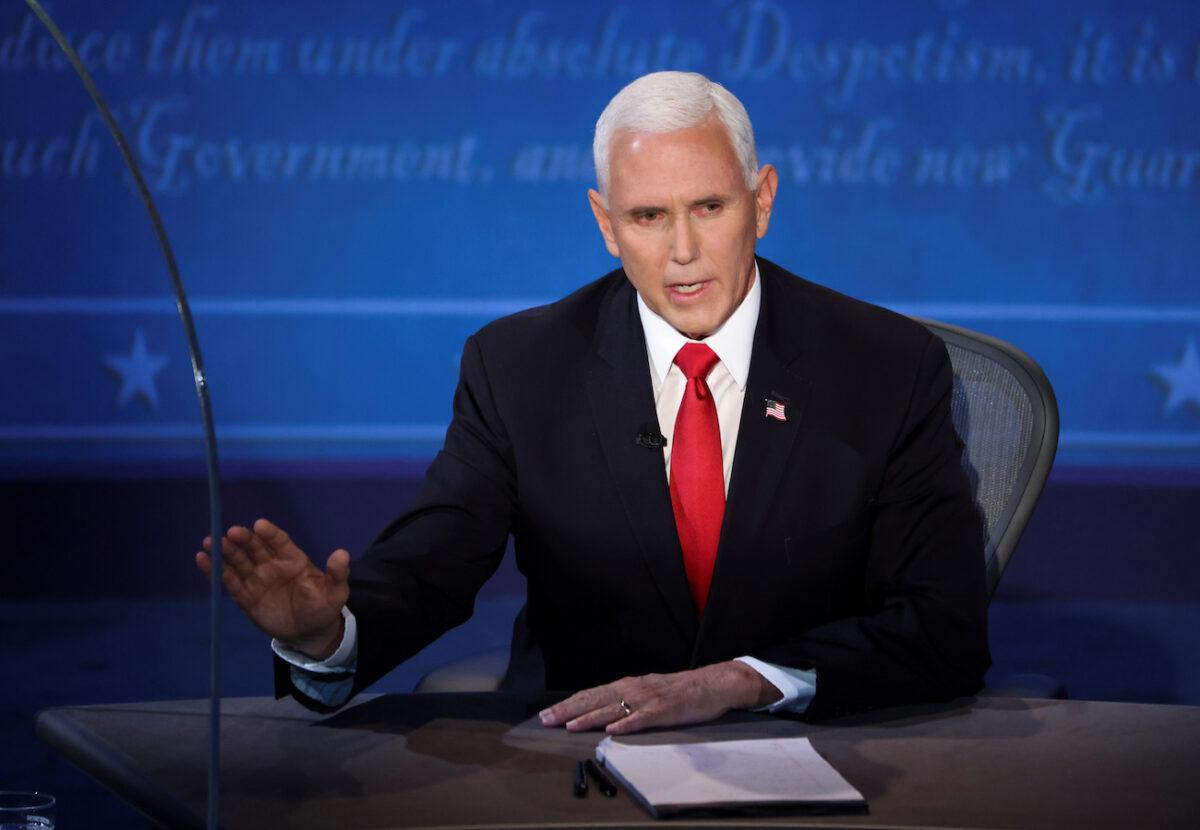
696 201 722 215
635 210 664 223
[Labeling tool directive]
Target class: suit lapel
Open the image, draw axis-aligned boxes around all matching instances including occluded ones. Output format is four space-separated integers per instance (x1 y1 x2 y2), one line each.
697 263 811 653
584 279 699 647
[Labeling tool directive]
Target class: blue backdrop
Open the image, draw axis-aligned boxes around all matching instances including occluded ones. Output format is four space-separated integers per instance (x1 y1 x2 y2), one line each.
2 0 1199 469
4 7 1199 824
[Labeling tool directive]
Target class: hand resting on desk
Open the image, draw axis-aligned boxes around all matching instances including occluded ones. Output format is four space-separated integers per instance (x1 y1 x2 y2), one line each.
195 518 349 660
539 661 782 735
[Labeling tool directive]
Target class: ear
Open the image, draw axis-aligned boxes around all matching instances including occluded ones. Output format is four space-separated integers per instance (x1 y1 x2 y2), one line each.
588 189 621 258
752 165 779 239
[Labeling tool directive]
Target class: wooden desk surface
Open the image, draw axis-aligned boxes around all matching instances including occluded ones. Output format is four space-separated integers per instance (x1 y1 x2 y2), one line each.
36 693 1200 829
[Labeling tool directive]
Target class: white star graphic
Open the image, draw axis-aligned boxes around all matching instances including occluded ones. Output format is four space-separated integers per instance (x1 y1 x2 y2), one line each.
104 328 169 409
1151 338 1200 415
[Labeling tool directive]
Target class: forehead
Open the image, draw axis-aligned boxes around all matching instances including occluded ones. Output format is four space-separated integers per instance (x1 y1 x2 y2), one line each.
606 118 745 204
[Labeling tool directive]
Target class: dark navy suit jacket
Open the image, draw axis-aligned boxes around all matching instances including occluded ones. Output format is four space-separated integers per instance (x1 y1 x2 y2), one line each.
278 258 990 720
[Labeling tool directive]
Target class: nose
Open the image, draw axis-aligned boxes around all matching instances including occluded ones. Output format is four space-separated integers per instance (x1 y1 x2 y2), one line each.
669 215 700 265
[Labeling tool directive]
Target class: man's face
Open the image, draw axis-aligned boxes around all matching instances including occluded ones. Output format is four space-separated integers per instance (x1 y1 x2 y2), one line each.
588 116 778 340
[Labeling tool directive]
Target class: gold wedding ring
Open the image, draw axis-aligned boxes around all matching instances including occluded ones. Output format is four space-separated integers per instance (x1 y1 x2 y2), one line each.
618 699 632 717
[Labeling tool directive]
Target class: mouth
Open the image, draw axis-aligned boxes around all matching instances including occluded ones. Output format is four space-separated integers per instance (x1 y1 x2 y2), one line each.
667 280 712 301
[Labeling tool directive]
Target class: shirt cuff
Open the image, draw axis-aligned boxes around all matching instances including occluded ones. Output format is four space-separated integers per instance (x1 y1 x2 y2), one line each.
735 655 817 715
271 607 358 673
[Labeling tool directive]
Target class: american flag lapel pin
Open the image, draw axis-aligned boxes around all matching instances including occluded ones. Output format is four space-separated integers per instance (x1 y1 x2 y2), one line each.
764 397 787 422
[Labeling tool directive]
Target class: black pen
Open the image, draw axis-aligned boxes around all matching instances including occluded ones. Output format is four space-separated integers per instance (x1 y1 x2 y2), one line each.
585 758 618 797
573 760 588 797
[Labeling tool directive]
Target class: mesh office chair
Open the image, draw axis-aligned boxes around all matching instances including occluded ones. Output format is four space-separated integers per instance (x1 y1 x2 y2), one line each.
415 318 1060 694
915 318 1059 597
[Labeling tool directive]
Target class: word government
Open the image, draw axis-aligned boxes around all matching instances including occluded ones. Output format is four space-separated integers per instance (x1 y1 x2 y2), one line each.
133 97 484 194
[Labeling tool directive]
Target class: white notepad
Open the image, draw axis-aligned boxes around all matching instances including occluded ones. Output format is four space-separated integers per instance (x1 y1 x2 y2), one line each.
596 735 866 817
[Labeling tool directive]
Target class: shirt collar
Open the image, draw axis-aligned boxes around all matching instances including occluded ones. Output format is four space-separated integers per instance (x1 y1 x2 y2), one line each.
635 261 761 390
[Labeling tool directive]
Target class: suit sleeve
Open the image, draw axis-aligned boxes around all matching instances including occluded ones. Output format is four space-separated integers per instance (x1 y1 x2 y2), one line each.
750 333 991 720
275 334 518 708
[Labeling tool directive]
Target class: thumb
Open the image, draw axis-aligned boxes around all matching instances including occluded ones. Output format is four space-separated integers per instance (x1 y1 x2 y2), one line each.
325 548 351 585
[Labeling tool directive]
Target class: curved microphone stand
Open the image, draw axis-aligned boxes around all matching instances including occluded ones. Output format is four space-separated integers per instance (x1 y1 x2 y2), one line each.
24 2 226 827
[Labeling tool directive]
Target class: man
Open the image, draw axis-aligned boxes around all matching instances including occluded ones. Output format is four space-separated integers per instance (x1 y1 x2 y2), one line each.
197 71 989 730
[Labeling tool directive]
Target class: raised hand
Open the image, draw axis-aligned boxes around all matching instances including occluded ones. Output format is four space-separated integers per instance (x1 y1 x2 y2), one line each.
538 661 781 735
195 518 350 659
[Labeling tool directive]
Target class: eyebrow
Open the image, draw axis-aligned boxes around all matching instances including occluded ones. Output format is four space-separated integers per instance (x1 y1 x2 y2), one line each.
625 194 730 215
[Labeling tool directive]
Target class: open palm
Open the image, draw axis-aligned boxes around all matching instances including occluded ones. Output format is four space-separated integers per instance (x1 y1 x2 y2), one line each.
196 518 349 658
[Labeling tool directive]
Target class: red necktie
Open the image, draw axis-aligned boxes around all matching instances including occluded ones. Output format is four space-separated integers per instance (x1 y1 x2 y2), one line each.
669 343 725 616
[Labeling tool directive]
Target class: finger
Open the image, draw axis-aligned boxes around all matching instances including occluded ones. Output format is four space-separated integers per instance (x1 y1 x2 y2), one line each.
325 549 350 585
204 533 251 576
226 524 253 543
197 550 252 604
220 531 256 578
539 684 614 727
566 702 630 732
606 706 659 735
219 563 250 605
228 524 270 566
253 518 304 561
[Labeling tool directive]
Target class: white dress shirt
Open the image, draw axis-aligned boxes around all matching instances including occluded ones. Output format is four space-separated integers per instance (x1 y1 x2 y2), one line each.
277 263 817 713
635 264 815 713
636 264 760 495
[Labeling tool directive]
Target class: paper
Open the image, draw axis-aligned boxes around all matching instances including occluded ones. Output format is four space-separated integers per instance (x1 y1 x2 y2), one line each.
596 735 865 817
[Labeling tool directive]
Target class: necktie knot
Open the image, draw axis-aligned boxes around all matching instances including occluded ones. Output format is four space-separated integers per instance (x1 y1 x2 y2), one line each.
673 343 720 381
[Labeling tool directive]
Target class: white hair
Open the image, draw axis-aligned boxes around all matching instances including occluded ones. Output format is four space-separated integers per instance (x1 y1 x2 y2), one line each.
593 71 759 196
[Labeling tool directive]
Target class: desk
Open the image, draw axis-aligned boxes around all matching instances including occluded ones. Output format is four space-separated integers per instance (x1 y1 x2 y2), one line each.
36 693 1200 829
